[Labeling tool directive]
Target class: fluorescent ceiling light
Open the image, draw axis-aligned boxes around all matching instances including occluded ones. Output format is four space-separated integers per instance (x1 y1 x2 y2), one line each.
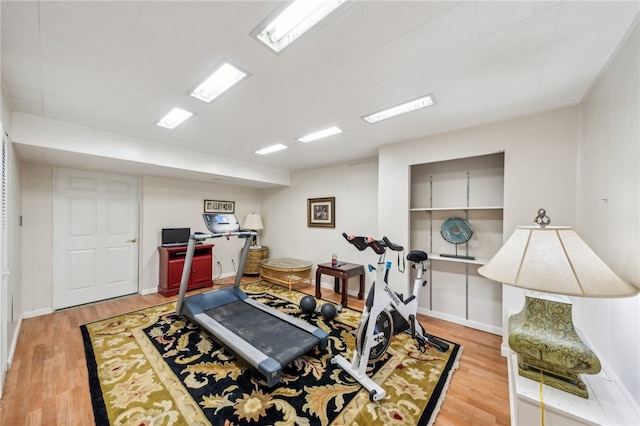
157 107 193 129
190 61 248 103
256 144 288 155
363 94 436 124
255 0 346 53
297 126 342 143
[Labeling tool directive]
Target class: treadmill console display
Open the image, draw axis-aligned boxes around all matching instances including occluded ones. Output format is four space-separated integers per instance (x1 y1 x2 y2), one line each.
203 213 240 233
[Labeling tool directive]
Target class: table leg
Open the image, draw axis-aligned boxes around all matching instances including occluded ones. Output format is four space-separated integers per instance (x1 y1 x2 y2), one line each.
358 273 365 299
315 269 322 299
341 277 348 307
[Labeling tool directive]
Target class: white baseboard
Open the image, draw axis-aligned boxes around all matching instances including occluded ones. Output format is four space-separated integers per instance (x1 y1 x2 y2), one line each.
140 287 158 296
500 343 510 358
7 316 22 370
217 271 237 280
316 281 360 300
417 307 503 336
316 283 503 336
1 315 22 398
22 307 54 319
143 272 241 296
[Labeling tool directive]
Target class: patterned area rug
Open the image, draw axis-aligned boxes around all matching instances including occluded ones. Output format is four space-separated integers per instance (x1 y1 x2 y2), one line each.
81 281 462 425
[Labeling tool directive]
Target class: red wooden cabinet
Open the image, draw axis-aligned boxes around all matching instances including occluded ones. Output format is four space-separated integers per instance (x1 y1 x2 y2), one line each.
158 244 214 297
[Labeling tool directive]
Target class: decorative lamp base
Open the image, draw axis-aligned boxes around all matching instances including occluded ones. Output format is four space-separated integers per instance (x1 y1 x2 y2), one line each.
508 291 601 398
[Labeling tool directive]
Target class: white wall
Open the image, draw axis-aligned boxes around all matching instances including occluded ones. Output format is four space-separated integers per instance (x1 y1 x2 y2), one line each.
16 155 378 313
141 176 261 293
261 160 379 291
18 166 263 311
17 157 379 313
376 21 640 406
11 113 290 188
378 107 579 298
20 164 53 314
576 22 639 404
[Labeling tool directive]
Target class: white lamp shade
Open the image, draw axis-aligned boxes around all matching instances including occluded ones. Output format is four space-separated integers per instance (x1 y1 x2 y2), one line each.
243 213 264 230
478 226 638 297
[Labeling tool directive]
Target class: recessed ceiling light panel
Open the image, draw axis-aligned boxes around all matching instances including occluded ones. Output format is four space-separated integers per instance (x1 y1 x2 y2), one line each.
256 144 288 155
190 61 248 103
363 94 436 124
297 126 342 143
253 0 346 53
157 107 193 129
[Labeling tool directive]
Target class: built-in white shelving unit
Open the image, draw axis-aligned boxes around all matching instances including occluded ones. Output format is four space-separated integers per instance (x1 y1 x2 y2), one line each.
410 153 504 335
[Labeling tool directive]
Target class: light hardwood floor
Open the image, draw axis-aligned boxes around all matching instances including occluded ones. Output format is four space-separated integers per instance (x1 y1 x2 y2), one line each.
0 277 510 425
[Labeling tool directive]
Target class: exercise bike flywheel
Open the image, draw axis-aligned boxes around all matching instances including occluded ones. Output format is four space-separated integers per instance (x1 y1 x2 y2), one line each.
355 309 393 362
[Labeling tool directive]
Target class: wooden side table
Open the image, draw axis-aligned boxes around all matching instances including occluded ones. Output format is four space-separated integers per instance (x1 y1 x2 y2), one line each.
243 246 269 275
315 262 365 308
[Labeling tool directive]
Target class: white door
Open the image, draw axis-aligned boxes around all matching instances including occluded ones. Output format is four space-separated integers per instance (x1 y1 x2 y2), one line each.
53 168 139 309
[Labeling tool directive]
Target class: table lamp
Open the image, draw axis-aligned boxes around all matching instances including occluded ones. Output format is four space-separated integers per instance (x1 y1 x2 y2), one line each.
243 213 264 248
478 209 638 398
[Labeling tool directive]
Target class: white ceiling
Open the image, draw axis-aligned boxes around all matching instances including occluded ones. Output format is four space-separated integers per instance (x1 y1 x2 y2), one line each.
2 1 639 187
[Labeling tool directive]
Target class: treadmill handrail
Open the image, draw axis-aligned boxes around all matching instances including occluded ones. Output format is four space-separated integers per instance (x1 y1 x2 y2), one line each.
192 230 255 240
176 231 255 315
175 228 329 387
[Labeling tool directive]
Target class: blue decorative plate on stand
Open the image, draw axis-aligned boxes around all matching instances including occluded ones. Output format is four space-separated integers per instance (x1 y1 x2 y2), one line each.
440 217 475 259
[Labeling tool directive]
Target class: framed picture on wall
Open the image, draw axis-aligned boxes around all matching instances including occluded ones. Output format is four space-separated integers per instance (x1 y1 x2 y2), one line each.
307 197 335 228
204 200 235 214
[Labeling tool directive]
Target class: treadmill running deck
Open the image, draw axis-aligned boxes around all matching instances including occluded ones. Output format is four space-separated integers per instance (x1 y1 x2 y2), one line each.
205 300 320 367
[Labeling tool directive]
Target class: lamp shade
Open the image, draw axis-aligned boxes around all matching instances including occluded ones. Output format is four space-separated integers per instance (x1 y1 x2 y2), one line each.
478 226 638 297
243 213 264 230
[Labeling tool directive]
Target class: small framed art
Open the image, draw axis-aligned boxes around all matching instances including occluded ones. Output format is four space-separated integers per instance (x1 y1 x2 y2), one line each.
204 200 235 214
307 197 335 228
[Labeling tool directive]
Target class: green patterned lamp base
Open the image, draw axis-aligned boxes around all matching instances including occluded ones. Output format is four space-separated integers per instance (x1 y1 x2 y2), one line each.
508 291 601 398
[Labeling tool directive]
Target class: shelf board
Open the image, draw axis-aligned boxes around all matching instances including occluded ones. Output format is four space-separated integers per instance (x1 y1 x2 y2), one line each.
410 206 503 212
428 253 489 265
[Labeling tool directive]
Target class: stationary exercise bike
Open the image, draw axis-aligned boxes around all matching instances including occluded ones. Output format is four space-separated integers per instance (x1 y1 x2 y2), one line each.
332 233 449 401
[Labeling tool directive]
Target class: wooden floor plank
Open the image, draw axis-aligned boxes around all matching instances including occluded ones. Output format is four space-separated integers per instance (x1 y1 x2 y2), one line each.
0 277 510 425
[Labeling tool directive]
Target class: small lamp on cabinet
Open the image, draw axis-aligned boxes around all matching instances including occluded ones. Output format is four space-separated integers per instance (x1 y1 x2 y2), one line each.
478 209 638 398
243 213 264 248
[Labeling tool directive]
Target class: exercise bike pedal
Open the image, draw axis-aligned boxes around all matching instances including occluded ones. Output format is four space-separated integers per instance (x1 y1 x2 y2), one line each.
424 333 449 353
408 331 449 353
412 333 428 353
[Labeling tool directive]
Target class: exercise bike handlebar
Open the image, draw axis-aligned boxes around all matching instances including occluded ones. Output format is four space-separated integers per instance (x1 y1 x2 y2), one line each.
342 232 404 255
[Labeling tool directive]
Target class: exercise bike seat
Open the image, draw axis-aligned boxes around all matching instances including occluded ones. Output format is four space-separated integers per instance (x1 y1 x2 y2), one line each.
407 250 428 262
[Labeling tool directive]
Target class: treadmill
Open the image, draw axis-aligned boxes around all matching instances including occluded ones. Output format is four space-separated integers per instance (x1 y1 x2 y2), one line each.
175 214 328 387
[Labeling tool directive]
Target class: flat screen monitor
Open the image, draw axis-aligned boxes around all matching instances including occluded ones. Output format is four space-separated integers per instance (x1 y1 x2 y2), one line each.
161 228 190 247
203 214 240 233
